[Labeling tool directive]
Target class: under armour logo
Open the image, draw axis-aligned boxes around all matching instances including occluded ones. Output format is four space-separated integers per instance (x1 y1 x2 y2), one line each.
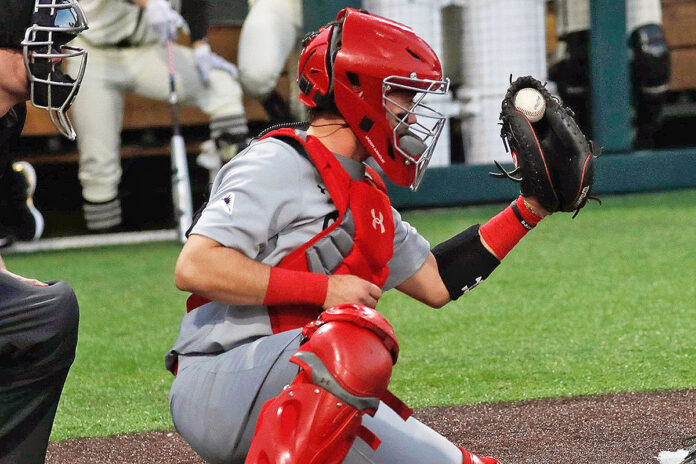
371 209 385 233
461 276 483 295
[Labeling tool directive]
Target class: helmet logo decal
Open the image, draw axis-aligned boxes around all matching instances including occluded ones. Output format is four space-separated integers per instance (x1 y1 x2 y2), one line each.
371 209 385 234
364 136 385 163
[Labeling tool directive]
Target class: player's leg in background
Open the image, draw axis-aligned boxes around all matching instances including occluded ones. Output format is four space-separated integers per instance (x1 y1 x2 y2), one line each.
0 275 79 464
627 0 669 148
550 0 669 147
130 42 248 182
192 52 249 177
65 40 128 231
237 0 303 123
549 0 591 135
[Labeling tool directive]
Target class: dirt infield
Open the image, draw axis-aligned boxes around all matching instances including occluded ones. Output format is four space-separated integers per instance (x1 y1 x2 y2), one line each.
47 389 696 464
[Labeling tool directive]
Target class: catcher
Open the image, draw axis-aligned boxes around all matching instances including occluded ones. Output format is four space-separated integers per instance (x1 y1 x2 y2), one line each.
166 8 597 464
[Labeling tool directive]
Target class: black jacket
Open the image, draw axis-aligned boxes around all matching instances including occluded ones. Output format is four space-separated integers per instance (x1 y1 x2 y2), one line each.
0 102 26 182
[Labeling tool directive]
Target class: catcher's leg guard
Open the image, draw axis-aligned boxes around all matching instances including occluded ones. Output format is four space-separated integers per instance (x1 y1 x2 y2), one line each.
460 447 500 464
245 304 401 464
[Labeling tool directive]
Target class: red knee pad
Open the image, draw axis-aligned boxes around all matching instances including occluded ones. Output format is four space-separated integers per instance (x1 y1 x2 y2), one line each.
245 304 402 464
293 303 399 404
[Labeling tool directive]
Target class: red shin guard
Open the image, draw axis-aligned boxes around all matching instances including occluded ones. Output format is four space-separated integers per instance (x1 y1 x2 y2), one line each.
245 305 399 464
245 370 371 464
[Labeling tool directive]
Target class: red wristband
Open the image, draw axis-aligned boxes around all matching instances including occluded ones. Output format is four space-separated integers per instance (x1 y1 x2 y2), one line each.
479 196 542 259
263 267 329 307
513 196 542 229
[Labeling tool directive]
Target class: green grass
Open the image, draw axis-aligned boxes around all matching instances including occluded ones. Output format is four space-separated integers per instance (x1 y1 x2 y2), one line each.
4 190 696 440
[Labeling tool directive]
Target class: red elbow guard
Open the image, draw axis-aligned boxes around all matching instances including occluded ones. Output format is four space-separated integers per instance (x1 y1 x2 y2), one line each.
479 196 542 259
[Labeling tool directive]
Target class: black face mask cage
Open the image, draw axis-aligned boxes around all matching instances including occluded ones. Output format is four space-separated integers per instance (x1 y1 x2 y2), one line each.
21 0 88 140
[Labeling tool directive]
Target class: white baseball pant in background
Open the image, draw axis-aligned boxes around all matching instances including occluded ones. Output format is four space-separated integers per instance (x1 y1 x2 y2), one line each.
237 0 303 100
66 38 246 205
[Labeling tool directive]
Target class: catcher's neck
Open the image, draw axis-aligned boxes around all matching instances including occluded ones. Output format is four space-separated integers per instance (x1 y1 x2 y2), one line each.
307 115 369 162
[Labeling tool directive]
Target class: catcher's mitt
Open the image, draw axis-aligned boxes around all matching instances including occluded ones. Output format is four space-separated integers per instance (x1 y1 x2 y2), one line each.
495 75 600 216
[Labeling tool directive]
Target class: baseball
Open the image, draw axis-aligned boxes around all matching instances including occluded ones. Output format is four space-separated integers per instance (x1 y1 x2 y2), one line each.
513 88 546 123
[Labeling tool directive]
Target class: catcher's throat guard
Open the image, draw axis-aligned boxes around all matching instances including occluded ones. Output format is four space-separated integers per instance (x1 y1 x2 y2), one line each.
245 304 412 464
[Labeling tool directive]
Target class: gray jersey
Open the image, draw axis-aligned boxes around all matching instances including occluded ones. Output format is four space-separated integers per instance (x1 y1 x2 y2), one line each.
170 136 430 360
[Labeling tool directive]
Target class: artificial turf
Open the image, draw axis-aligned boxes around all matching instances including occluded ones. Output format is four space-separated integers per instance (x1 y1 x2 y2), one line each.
4 189 695 440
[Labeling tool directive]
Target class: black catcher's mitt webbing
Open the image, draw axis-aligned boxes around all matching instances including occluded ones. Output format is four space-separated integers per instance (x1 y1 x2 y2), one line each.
496 75 600 216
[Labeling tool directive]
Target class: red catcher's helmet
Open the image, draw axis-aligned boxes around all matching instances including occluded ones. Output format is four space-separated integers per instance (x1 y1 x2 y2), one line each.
298 8 450 190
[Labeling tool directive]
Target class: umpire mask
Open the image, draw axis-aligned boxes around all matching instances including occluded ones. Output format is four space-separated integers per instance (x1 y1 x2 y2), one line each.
21 0 88 140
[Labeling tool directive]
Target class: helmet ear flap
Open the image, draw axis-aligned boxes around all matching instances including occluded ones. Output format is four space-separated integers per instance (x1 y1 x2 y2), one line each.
311 21 342 110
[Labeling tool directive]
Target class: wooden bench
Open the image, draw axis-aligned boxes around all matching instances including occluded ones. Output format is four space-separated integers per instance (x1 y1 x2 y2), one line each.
23 25 291 137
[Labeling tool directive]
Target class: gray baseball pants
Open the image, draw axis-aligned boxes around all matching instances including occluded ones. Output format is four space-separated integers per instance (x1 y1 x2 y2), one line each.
169 329 462 463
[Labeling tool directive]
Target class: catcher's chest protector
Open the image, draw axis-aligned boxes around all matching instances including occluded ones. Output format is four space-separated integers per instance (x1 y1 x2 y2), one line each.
259 128 395 333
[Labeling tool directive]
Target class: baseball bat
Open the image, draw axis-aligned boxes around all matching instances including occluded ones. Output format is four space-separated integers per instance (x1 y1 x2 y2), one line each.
167 39 193 243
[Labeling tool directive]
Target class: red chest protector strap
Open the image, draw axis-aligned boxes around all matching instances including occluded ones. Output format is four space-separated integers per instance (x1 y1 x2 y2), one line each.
185 129 396 333
259 128 395 333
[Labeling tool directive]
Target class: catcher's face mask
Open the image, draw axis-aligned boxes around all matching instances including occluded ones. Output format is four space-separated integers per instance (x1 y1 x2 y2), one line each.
21 0 88 140
382 76 449 190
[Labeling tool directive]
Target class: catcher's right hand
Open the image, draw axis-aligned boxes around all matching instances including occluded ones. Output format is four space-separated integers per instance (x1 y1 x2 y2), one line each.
496 75 600 216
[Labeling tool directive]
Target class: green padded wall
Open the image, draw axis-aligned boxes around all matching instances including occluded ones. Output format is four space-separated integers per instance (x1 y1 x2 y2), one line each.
590 0 633 153
303 0 361 33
